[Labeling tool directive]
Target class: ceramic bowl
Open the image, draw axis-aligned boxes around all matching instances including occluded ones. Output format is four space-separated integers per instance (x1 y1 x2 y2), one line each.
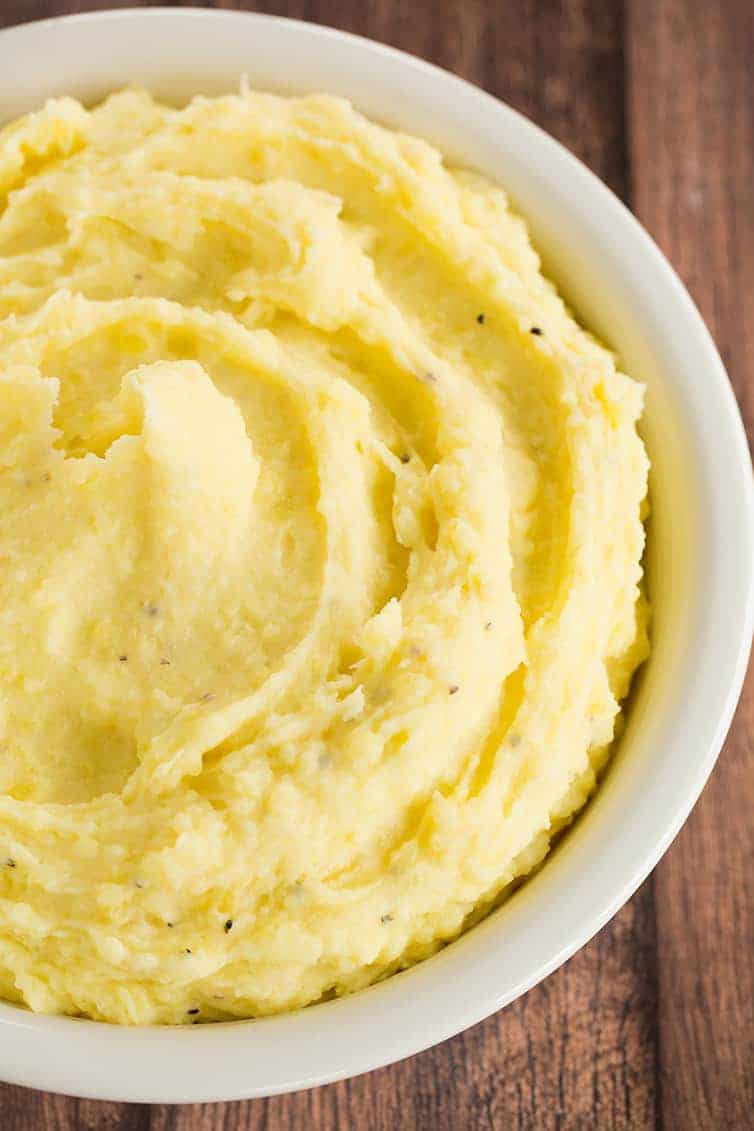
0 7 751 1103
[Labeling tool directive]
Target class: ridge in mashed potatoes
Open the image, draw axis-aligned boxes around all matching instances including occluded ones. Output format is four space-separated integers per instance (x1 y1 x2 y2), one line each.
0 87 649 1024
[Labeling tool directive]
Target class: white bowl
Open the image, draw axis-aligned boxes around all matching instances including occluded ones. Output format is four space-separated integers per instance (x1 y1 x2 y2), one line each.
0 7 752 1104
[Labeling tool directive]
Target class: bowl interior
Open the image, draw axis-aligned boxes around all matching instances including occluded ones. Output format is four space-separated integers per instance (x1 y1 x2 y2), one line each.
0 9 751 1103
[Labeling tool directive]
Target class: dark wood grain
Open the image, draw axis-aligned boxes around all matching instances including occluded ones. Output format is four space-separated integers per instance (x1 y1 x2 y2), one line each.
627 1 754 1127
0 1 750 1128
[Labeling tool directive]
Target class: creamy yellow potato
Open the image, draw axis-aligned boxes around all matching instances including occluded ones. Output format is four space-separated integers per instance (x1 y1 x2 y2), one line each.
0 89 649 1025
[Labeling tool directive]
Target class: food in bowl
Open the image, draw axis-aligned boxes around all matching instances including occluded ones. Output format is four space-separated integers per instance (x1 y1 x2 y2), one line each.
0 87 649 1025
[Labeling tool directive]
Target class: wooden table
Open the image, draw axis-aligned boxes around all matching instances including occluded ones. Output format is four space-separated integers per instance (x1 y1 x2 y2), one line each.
0 1 751 1127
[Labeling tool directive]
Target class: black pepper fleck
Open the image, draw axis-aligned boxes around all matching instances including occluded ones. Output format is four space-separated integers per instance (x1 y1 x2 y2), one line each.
476 313 485 324
144 602 159 617
166 921 174 928
400 453 410 464
5 858 16 868
187 1008 199 1015
530 326 543 336
380 913 394 924
224 919 234 933
118 655 128 663
484 621 493 631
160 658 171 666
184 948 192 955
449 685 459 695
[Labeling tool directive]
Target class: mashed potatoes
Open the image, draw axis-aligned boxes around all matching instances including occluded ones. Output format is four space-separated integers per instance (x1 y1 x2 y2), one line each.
0 89 649 1024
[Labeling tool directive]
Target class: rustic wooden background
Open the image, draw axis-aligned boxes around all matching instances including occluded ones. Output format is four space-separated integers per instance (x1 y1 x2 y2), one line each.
0 0 751 1127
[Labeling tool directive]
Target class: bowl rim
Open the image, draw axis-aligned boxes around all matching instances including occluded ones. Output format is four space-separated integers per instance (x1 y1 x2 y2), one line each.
0 5 752 1104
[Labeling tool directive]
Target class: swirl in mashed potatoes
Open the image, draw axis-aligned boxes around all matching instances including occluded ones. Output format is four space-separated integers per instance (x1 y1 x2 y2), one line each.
0 89 649 1024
